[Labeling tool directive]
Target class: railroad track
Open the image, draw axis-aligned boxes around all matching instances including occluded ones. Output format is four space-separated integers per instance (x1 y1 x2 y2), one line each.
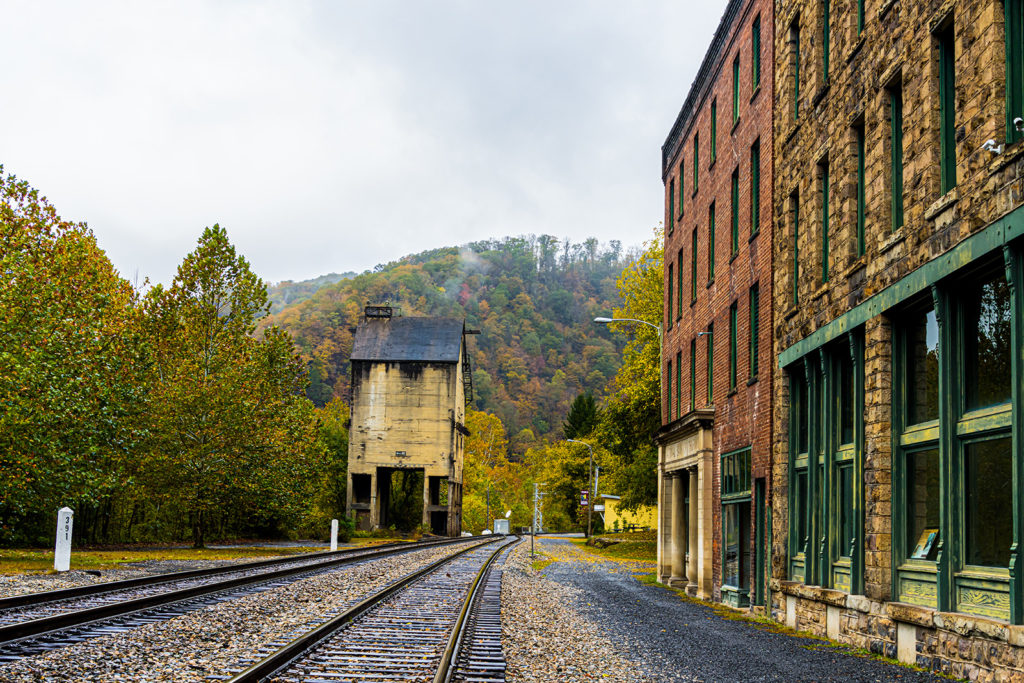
0 536 480 661
221 535 519 683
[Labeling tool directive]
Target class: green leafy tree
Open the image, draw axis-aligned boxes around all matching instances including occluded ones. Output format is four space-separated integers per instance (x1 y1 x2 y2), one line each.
594 226 663 511
142 226 323 547
0 168 147 545
563 392 599 439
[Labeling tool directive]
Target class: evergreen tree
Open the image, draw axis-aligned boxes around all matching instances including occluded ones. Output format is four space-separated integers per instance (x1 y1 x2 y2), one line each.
563 393 599 439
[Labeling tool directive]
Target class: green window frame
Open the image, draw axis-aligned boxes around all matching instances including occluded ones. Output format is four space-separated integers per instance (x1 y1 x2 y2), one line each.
691 228 698 302
751 140 760 237
677 248 684 319
822 0 830 81
749 283 759 380
693 133 700 193
731 169 740 257
857 0 864 35
732 56 740 125
821 160 830 282
666 359 672 423
722 446 753 605
938 24 957 194
706 322 714 406
792 191 800 307
676 350 683 420
792 19 801 119
890 85 904 231
667 264 674 331
708 202 716 284
752 16 761 91
891 254 1021 622
690 338 697 411
855 123 866 257
710 100 717 165
668 178 675 234
1006 0 1024 143
729 301 738 392
679 160 685 215
788 368 810 582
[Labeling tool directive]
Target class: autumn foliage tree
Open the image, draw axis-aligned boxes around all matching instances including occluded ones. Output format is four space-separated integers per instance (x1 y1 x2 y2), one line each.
141 226 323 547
0 169 147 545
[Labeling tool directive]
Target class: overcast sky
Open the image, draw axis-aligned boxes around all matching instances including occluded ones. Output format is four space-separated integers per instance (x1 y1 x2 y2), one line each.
2 0 726 286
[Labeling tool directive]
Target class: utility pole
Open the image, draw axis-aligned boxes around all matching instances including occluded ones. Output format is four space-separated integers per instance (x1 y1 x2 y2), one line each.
531 482 546 558
566 439 595 538
486 482 490 533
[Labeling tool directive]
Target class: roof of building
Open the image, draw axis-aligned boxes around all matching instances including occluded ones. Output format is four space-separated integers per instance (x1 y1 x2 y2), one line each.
350 316 465 363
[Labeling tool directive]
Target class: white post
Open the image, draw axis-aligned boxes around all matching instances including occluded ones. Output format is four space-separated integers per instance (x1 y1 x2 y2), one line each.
54 507 73 572
330 519 339 551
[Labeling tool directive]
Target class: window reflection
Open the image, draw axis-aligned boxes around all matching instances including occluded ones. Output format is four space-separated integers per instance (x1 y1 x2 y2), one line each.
907 309 939 424
964 275 1011 411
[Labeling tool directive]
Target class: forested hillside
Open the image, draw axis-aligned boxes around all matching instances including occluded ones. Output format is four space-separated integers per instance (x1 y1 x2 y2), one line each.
264 236 632 448
268 272 357 314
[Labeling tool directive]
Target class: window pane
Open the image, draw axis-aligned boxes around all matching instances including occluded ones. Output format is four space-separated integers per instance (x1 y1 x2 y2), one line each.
838 351 854 445
906 309 939 424
964 274 1012 411
724 504 739 586
964 438 1013 567
838 464 854 557
796 470 808 551
797 377 808 454
905 448 940 561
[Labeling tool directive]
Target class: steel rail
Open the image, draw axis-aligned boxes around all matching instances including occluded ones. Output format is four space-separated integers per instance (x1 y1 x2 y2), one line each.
0 535 475 645
0 537 434 611
433 537 515 683
225 536 510 683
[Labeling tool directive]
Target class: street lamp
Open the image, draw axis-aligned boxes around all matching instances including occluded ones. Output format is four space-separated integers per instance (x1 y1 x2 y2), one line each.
594 316 663 360
566 438 595 538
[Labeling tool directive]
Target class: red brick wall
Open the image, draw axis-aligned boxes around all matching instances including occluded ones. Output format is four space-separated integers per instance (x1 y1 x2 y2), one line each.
661 0 774 599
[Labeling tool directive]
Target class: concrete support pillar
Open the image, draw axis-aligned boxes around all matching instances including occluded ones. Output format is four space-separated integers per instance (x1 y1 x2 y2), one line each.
688 466 699 594
670 474 687 587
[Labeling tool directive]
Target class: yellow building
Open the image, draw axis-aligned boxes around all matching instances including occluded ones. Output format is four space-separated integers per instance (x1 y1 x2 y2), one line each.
600 495 656 532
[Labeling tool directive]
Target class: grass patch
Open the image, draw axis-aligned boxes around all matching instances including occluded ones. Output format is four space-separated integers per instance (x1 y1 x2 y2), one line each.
530 552 554 572
0 546 325 575
572 538 656 563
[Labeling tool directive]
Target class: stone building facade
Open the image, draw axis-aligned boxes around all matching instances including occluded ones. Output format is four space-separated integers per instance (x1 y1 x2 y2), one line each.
771 0 1024 678
346 307 471 537
656 0 774 609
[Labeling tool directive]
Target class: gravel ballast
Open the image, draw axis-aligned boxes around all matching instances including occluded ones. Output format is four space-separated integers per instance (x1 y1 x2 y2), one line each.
0 543 479 682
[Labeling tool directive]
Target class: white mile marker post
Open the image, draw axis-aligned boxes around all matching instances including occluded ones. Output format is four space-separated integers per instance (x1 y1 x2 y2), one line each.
54 507 73 572
330 519 338 551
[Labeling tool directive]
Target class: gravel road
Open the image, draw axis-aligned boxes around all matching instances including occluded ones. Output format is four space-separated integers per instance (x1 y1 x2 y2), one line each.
533 537 950 683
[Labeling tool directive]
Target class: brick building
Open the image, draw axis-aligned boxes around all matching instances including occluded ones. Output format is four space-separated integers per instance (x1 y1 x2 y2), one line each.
771 0 1024 677
656 0 774 609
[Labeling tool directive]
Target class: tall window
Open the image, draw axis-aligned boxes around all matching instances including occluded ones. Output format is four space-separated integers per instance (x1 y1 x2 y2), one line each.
938 24 957 193
689 338 697 411
857 0 865 35
722 447 752 602
668 178 675 234
666 359 672 422
667 264 674 330
729 301 738 392
791 191 800 306
691 228 698 302
822 0 830 80
706 322 715 405
708 203 716 283
749 283 760 380
679 160 685 215
820 160 830 282
676 351 683 420
751 140 761 236
854 123 866 257
732 56 740 124
711 100 718 164
693 133 700 193
677 248 684 319
731 169 740 257
788 368 810 581
1006 0 1024 143
890 84 904 231
791 19 801 118
752 16 761 90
